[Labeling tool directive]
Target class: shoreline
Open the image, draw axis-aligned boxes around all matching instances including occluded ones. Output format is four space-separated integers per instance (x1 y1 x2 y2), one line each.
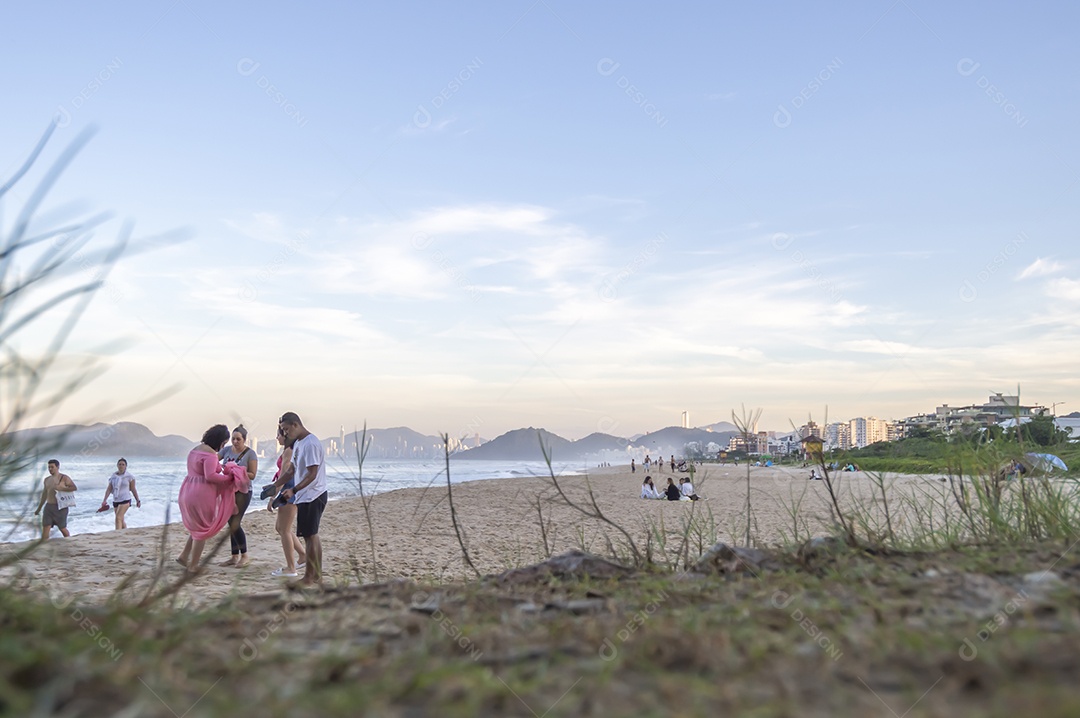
2 464 941 606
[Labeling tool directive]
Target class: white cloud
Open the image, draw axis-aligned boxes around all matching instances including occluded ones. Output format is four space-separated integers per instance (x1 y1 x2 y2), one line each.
408 204 552 236
838 339 933 356
1017 257 1064 280
1046 277 1080 302
223 213 310 245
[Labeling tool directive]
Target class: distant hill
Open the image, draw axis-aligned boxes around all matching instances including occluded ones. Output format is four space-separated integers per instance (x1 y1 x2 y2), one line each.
329 427 487 460
455 426 741 462
632 426 739 457
698 420 739 433
455 428 572 461
572 432 632 456
5 422 193 458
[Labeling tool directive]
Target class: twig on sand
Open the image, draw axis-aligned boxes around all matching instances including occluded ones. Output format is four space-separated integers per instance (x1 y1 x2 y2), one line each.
443 433 481 579
539 435 642 566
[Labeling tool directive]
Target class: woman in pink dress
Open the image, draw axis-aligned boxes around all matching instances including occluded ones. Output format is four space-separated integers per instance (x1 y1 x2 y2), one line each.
176 424 248 573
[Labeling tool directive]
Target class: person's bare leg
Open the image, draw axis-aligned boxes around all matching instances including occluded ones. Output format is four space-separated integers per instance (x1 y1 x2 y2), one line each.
40 524 49 542
115 504 129 530
292 535 307 566
177 536 193 566
301 534 321 585
59 527 70 538
277 506 297 572
188 538 207 573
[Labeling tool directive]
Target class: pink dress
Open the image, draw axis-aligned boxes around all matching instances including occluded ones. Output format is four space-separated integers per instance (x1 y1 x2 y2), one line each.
178 449 247 541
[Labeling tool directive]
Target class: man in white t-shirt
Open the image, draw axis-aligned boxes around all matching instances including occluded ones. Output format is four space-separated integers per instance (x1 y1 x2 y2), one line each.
278 412 327 586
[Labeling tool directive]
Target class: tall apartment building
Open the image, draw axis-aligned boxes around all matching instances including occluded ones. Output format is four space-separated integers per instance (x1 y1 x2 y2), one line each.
799 421 820 440
849 416 892 448
824 422 852 451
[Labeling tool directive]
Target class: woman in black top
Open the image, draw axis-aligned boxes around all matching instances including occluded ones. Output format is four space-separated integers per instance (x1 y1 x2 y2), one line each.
664 478 681 501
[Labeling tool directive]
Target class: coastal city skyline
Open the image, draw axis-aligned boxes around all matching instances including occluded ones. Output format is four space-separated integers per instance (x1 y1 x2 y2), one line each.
4 3 1079 445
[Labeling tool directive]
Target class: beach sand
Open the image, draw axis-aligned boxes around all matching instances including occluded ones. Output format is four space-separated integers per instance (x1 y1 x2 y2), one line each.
1 464 946 606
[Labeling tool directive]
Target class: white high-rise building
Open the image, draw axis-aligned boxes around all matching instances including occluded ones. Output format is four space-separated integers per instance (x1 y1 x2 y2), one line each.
681 411 690 429
849 417 892 448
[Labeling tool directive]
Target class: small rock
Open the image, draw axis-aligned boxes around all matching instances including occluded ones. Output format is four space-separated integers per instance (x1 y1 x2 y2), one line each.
547 598 607 615
798 536 845 563
692 542 778 575
496 550 632 584
924 569 940 579
1022 571 1063 586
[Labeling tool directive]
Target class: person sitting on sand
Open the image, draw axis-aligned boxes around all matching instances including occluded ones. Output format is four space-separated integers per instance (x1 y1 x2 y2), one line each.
808 469 820 481
680 477 700 501
664 477 681 501
99 458 141 529
176 424 248 573
640 476 661 499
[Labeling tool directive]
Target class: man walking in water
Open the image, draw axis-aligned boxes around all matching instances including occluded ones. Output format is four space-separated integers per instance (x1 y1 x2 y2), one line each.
277 412 327 587
34 459 78 540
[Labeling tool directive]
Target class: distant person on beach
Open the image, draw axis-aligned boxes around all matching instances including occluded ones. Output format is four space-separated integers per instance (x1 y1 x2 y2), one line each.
176 424 248 573
640 476 660 499
34 459 78 540
664 477 681 501
644 455 651 472
631 459 636 474
218 424 258 568
670 455 675 472
267 425 306 577
99 458 141 529
276 412 328 587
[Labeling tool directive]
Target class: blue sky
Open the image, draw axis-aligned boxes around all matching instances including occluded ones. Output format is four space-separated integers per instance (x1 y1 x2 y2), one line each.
3 1 1079 442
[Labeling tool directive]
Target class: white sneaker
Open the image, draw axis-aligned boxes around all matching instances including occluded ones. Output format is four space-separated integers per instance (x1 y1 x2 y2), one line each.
271 568 298 577
297 561 306 569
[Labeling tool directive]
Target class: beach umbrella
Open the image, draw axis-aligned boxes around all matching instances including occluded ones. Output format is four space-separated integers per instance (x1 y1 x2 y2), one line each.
1026 452 1068 472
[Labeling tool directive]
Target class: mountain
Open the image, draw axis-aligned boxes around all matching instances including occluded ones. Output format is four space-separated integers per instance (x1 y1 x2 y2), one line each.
329 427 487 460
631 426 739 458
5 422 193 458
454 428 573 461
698 421 739 433
571 432 632 456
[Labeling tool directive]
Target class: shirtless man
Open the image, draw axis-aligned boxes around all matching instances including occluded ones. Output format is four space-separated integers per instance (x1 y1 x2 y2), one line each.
34 459 78 540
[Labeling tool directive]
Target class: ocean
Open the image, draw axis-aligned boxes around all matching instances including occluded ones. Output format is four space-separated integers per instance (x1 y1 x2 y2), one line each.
0 454 585 543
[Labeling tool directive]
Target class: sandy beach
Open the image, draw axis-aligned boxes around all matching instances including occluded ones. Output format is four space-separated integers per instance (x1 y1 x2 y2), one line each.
2 464 944 606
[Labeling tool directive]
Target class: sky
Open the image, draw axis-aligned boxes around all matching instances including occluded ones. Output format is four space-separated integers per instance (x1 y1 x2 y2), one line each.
2 1 1079 443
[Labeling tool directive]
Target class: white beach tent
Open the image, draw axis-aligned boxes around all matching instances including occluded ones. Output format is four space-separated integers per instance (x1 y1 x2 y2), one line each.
1025 452 1069 473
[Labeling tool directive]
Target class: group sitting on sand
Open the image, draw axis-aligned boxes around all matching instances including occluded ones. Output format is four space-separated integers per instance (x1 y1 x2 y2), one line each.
640 476 700 501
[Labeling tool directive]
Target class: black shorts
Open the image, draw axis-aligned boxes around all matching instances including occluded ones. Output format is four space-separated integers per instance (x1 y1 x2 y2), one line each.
295 491 328 538
113 500 131 508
